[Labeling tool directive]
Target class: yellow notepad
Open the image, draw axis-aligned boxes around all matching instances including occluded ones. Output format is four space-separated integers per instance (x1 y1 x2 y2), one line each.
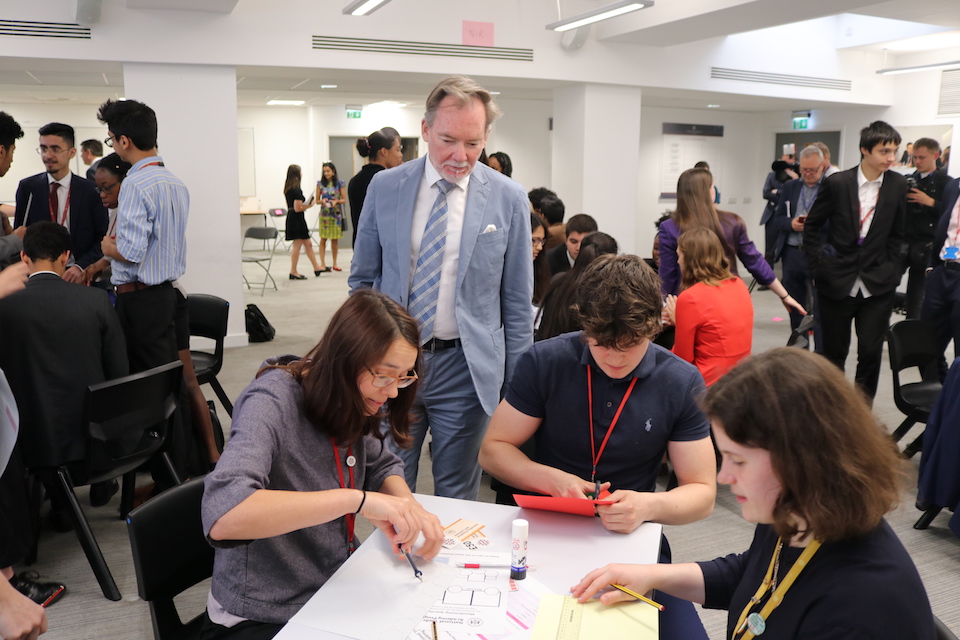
531 594 658 640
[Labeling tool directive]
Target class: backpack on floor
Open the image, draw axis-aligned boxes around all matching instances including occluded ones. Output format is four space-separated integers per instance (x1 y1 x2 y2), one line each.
245 303 276 342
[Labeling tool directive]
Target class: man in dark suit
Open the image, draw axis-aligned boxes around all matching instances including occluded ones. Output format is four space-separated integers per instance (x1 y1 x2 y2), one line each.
546 213 597 277
13 122 108 285
803 121 908 401
80 138 103 181
0 222 127 474
920 176 960 367
772 145 825 348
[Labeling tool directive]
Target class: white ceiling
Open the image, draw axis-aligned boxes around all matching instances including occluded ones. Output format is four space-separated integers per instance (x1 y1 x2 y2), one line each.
0 0 957 113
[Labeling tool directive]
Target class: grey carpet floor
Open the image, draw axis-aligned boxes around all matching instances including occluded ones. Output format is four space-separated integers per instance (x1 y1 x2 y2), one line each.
23 248 960 639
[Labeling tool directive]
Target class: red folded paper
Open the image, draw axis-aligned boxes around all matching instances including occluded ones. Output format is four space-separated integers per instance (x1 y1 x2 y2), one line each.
513 492 614 517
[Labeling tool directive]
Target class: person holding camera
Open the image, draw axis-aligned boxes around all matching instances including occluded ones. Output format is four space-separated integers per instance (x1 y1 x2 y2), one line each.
903 138 952 319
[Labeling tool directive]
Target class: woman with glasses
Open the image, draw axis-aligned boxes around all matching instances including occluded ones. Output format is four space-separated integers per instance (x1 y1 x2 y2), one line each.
85 152 131 288
530 213 551 306
201 289 443 640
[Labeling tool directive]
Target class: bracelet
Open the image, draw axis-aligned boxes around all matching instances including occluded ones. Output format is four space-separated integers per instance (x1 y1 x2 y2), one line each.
780 293 789 300
355 490 367 514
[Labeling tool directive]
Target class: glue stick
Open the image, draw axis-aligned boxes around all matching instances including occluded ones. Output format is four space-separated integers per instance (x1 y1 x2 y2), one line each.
511 519 528 580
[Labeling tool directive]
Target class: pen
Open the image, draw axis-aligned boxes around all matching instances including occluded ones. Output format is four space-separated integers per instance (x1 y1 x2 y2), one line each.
594 480 601 500
456 563 515 569
611 584 665 611
398 546 423 581
432 619 439 640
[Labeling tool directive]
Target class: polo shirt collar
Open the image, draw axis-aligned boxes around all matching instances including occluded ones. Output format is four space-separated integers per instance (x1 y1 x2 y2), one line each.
576 332 657 381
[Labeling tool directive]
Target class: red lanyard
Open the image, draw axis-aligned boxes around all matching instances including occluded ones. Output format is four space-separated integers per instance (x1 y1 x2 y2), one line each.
586 365 638 483
49 183 71 227
330 439 357 553
137 161 164 171
858 204 875 237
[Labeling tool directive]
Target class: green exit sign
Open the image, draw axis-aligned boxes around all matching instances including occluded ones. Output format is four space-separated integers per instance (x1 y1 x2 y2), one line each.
346 109 362 119
793 118 809 130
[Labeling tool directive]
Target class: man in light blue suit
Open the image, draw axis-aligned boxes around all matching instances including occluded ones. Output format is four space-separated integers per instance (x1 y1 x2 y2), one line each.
349 76 533 500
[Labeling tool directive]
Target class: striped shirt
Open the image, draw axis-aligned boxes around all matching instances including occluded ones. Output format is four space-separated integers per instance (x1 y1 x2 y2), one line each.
112 155 189 286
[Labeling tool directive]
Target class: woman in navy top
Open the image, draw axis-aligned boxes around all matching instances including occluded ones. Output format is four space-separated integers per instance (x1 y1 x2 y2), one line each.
574 348 935 640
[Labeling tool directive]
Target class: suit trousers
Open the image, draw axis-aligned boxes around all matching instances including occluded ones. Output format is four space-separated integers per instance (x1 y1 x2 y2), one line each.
903 241 934 320
817 290 895 401
781 246 822 350
115 283 178 374
920 265 960 365
388 344 490 500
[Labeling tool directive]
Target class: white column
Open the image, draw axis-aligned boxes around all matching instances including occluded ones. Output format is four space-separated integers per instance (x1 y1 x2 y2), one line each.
123 63 247 345
551 83 642 254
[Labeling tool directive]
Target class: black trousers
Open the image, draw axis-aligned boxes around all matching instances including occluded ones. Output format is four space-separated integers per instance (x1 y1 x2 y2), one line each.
818 290 895 401
0 448 32 568
115 283 178 374
920 265 960 367
903 240 934 320
199 614 283 640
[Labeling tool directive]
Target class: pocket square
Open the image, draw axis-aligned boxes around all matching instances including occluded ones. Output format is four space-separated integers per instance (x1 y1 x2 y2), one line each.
482 224 498 233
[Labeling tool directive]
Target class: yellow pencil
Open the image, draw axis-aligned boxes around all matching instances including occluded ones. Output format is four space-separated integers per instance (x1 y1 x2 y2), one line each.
611 584 665 611
431 619 439 640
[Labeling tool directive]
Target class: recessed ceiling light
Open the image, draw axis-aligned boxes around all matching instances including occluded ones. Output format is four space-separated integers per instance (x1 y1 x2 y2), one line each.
367 100 408 108
490 91 501 95
707 104 720 108
321 85 338 89
546 1 652 32
342 0 393 16
267 99 305 106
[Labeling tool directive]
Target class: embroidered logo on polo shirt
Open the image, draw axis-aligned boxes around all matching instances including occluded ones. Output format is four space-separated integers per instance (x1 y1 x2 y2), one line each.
645 419 652 432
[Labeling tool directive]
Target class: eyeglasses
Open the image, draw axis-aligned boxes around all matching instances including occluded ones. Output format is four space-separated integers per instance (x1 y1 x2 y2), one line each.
531 237 546 247
799 168 821 174
367 369 418 389
95 181 119 194
36 145 69 155
104 134 118 148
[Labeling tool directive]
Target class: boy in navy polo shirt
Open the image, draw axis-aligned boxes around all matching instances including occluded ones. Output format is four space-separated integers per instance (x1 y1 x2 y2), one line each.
480 254 716 535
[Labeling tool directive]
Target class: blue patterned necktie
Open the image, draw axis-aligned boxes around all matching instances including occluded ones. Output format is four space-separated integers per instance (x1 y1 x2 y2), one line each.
408 179 453 344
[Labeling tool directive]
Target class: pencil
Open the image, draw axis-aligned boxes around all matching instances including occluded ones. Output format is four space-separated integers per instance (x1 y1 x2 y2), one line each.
432 619 439 640
610 584 665 611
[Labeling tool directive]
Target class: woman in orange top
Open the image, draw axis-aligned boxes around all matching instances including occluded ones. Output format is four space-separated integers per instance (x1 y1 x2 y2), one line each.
665 227 753 386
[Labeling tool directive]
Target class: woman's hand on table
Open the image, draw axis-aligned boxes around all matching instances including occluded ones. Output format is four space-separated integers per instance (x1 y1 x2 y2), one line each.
571 563 657 605
360 492 443 560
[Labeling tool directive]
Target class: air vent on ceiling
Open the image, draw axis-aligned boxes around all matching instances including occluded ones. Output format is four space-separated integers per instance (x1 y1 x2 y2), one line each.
938 69 960 116
711 67 851 91
312 36 533 62
0 19 91 40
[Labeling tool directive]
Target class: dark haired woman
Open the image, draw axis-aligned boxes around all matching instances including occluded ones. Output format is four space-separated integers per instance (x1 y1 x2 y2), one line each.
201 289 443 639
665 228 753 386
283 164 322 279
488 151 513 177
574 348 935 640
348 127 402 245
537 231 618 340
84 152 132 289
659 168 804 319
530 213 551 306
316 162 347 272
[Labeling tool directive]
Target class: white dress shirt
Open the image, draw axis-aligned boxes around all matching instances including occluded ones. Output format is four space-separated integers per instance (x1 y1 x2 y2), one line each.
46 171 72 228
850 165 883 298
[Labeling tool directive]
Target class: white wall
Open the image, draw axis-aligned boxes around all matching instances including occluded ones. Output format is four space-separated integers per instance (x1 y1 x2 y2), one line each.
485 98 553 197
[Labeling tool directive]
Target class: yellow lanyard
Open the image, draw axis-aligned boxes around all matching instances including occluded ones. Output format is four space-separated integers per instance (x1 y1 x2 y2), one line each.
732 537 822 640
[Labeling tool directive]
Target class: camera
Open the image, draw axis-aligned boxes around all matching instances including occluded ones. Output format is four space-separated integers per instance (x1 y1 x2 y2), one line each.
906 176 918 190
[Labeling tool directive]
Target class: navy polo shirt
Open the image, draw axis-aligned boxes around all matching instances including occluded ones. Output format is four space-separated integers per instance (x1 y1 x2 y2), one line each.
504 331 709 494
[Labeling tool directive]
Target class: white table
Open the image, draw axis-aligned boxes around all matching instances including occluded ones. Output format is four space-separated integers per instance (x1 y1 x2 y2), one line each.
275 494 662 640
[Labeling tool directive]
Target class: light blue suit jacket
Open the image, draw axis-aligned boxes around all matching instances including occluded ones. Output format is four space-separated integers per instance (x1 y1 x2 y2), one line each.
348 157 533 415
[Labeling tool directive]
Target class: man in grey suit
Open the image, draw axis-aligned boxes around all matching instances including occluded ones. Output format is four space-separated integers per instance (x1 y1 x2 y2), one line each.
349 76 533 500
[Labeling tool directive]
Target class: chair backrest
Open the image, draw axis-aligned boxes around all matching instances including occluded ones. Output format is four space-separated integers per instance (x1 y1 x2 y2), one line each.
187 293 229 348
935 616 959 640
243 225 278 241
81 361 183 484
888 320 942 384
127 476 213 640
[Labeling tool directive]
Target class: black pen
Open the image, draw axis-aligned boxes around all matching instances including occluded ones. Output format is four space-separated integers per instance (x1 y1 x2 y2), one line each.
398 545 423 581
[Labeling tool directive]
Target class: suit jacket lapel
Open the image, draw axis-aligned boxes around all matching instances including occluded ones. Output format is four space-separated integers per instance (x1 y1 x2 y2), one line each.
457 169 490 294
846 170 860 235
396 159 424 299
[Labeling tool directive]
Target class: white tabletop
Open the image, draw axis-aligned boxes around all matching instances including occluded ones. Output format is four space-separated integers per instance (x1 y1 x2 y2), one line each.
275 494 662 639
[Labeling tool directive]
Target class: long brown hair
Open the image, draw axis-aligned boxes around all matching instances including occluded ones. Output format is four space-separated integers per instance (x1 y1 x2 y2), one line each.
283 164 301 195
702 349 904 543
259 289 422 447
673 168 742 264
678 227 733 289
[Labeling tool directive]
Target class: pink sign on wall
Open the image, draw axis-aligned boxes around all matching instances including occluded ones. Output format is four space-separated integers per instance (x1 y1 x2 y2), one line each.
463 21 494 47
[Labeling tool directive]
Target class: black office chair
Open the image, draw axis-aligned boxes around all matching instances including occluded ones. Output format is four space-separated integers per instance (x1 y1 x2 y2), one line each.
886 320 943 458
187 293 233 418
127 476 213 640
32 361 184 601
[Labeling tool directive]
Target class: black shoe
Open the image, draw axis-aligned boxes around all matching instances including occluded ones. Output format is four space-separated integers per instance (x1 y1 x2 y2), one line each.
11 572 66 608
289 273 307 280
48 508 73 533
314 270 324 277
89 479 120 507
